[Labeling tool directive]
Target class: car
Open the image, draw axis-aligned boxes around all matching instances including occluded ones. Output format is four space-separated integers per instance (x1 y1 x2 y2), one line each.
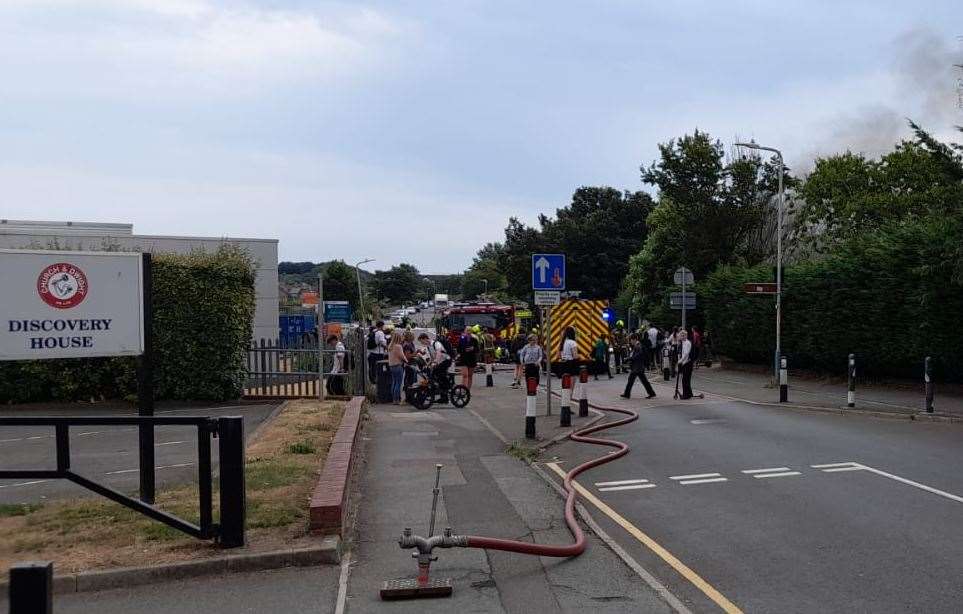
406 307 417 314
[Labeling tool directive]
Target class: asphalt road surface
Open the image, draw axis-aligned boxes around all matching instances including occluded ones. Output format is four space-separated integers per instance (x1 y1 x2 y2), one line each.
548 397 963 613
0 403 277 505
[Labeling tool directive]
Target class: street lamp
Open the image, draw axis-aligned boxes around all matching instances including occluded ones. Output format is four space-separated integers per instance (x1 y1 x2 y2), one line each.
735 141 784 379
354 258 374 324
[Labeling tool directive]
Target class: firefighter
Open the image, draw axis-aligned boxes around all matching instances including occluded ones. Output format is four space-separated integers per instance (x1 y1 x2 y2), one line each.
612 321 628 374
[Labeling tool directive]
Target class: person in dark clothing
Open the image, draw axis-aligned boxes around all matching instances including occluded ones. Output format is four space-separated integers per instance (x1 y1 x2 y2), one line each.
620 335 656 399
593 335 612 380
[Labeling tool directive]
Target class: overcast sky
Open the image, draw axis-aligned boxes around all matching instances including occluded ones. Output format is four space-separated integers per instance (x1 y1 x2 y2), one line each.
1 1 960 273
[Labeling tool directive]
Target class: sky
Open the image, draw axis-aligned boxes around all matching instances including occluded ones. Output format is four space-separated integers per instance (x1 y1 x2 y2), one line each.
1 1 961 274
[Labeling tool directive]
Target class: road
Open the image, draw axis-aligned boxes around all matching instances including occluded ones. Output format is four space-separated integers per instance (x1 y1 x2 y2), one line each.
547 394 963 612
0 403 277 504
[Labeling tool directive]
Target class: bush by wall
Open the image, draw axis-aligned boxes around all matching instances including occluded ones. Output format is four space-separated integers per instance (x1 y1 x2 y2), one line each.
701 218 963 382
0 246 256 404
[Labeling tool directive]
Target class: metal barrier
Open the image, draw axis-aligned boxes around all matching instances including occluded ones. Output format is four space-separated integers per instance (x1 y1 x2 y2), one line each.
0 415 245 548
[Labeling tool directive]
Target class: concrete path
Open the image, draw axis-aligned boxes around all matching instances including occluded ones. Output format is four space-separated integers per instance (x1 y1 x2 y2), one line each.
342 382 678 613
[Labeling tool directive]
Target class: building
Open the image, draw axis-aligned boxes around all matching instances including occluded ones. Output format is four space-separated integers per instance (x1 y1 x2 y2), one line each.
0 219 278 340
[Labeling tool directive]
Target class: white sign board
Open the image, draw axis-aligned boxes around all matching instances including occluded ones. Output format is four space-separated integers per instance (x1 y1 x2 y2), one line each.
0 249 145 360
534 291 561 306
673 267 694 286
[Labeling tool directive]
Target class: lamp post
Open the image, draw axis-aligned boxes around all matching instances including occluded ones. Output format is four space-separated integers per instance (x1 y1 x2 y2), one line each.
735 142 784 380
354 258 374 324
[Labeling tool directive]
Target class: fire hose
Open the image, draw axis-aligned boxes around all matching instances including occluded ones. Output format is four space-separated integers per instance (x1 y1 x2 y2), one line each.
389 388 639 596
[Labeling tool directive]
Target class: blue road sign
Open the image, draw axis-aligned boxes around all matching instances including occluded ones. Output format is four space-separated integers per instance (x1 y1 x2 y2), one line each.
532 254 565 290
323 301 352 323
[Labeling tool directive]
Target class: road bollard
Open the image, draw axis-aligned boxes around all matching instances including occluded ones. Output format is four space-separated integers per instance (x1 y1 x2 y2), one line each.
525 376 537 439
485 363 494 387
662 348 671 381
779 355 788 403
577 366 589 417
560 373 572 427
9 561 53 614
847 354 856 408
925 356 934 413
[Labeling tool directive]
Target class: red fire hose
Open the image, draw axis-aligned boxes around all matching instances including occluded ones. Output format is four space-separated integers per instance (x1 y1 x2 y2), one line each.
465 393 638 556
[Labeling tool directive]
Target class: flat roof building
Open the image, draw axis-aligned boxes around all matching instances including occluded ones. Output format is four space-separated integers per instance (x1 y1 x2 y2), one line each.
0 219 279 341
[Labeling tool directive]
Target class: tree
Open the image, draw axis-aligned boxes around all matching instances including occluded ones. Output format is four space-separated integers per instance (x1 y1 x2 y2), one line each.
500 217 545 300
321 260 359 309
464 242 508 299
539 187 653 299
371 263 423 305
624 130 793 318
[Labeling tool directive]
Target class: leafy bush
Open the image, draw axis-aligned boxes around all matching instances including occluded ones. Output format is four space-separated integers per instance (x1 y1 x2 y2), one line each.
702 218 963 381
0 246 256 403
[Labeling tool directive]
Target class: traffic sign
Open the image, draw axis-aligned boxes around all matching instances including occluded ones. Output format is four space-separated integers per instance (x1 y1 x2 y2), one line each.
673 267 694 286
744 282 777 295
534 290 561 306
532 254 565 290
669 291 696 310
323 301 352 323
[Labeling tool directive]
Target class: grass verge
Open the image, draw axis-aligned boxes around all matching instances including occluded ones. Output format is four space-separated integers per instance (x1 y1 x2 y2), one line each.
0 399 345 573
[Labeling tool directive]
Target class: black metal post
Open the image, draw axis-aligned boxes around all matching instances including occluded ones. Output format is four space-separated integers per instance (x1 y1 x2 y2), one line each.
925 356 934 413
218 417 246 548
847 354 856 408
198 423 213 539
138 252 155 504
55 424 69 474
9 561 53 614
578 366 589 417
779 355 788 403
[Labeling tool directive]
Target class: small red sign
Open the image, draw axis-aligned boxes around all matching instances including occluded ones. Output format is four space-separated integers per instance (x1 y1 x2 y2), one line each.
37 263 89 309
743 282 777 295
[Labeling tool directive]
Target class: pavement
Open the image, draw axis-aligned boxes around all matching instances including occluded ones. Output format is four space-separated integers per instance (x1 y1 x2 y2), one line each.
341 376 677 613
0 403 278 504
543 366 963 613
2 566 341 614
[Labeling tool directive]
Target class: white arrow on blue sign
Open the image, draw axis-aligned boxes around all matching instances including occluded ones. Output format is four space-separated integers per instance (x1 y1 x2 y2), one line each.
532 254 565 290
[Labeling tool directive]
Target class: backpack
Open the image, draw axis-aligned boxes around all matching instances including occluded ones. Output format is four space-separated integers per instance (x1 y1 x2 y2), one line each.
436 335 454 358
366 330 378 350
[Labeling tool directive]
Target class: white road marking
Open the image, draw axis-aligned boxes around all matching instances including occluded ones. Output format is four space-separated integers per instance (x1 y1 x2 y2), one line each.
670 473 721 481
0 480 49 489
690 419 726 425
741 467 790 474
679 477 728 485
105 462 194 476
25 436 45 440
752 471 802 479
822 466 865 473
596 479 650 487
599 484 657 492
857 464 963 504
811 462 858 469
155 441 187 447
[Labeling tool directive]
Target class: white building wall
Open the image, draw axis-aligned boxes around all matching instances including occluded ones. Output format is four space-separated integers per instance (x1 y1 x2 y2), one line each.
0 220 278 341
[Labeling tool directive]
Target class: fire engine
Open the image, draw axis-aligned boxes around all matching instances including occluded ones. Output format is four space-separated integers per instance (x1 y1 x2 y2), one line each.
438 303 516 345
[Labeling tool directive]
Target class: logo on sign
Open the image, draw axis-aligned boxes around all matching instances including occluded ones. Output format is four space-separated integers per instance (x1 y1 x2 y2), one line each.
37 263 89 309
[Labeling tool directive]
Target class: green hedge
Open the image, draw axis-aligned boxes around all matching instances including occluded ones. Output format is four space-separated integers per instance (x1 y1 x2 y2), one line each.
701 218 963 381
0 246 256 403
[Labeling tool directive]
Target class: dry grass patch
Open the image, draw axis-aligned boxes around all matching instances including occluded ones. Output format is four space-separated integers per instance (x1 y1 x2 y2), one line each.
0 399 344 573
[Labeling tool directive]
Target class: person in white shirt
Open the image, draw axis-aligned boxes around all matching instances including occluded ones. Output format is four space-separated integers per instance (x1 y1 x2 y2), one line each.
560 326 579 376
419 332 453 401
677 330 694 399
327 334 347 373
367 321 388 383
647 324 659 370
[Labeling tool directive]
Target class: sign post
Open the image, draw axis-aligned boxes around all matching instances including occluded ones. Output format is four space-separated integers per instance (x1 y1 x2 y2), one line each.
0 249 149 499
673 267 694 331
534 255 565 417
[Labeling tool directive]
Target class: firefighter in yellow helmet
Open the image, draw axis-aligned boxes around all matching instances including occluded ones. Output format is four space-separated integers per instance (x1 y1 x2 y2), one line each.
612 320 628 374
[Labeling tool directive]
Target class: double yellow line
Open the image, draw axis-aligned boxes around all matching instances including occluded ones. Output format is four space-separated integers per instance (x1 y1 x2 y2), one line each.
546 462 743 614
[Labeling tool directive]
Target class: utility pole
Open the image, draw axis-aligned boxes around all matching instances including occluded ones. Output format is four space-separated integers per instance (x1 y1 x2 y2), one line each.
735 142 784 380
354 258 374 324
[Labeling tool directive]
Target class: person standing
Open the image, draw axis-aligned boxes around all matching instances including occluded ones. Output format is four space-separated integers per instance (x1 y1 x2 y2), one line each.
366 321 387 384
560 326 579 376
519 334 544 383
678 330 694 400
387 330 407 405
690 326 703 366
457 325 480 389
620 335 656 399
647 323 659 370
510 329 528 388
593 335 612 380
612 321 627 373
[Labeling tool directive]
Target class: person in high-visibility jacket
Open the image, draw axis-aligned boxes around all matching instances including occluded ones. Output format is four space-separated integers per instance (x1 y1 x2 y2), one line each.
612 321 628 374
